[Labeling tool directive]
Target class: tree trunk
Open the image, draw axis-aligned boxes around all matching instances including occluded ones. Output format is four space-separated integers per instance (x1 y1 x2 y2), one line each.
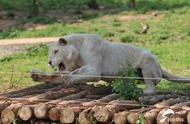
88 0 99 9
28 0 39 18
130 0 136 9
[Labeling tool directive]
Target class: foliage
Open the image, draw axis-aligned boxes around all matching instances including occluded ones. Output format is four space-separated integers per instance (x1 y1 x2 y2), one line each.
136 107 145 124
111 65 143 100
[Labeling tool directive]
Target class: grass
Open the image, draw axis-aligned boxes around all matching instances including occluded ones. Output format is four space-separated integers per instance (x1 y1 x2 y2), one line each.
0 0 190 94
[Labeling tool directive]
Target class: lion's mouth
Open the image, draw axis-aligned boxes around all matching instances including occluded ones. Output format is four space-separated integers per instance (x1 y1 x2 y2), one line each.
58 62 66 71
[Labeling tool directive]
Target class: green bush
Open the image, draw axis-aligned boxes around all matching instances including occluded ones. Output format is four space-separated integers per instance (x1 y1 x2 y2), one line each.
111 65 143 100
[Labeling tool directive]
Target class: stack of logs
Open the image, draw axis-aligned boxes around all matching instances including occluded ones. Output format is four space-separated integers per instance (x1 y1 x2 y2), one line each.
0 82 189 124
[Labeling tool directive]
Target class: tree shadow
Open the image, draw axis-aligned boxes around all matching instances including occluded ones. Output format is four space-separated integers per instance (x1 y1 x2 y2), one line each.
0 0 190 32
46 0 190 23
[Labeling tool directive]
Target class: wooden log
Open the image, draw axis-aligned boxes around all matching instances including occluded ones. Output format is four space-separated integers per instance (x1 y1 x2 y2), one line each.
34 120 52 124
60 107 84 124
78 108 93 124
98 93 118 102
108 100 140 110
48 106 60 121
6 84 64 98
86 85 112 95
127 112 139 124
2 83 60 97
144 108 162 124
1 103 23 124
30 69 68 83
187 111 190 124
154 98 184 108
170 110 187 124
170 101 190 110
34 103 54 119
113 111 129 124
85 94 106 99
28 87 79 101
92 106 114 123
0 101 12 113
139 94 179 105
49 99 94 121
157 108 173 124
17 105 34 121
82 93 118 107
49 91 87 104
58 99 92 106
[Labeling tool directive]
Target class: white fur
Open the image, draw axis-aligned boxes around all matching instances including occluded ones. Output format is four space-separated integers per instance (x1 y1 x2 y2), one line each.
48 34 188 94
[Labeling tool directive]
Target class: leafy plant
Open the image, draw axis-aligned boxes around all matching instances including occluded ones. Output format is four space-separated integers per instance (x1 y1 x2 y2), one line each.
111 65 143 100
136 107 145 124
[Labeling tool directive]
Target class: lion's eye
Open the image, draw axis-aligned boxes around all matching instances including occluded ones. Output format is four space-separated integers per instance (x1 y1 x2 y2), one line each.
54 50 58 54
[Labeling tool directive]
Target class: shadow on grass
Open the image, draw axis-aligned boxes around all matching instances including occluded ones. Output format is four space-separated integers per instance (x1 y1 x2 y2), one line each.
0 0 190 39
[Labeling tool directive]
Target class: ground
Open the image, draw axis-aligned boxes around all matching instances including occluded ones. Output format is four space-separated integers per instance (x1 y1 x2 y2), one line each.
0 0 190 94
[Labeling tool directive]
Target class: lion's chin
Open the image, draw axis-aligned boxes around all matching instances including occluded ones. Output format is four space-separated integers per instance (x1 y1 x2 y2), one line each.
58 62 66 72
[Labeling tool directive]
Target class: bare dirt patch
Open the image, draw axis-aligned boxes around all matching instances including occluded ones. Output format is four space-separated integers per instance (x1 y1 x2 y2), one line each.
0 37 58 58
0 19 16 31
117 12 161 21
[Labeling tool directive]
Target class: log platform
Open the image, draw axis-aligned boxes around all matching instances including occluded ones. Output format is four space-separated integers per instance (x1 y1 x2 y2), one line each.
0 82 189 124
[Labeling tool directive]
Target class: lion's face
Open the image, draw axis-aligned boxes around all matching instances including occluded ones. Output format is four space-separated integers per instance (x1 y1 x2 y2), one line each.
48 38 80 72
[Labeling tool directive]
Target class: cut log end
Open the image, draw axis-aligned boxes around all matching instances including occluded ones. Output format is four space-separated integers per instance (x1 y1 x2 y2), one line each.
1 109 15 124
18 106 32 121
48 107 60 121
187 111 190 124
113 111 128 124
60 108 75 124
78 109 93 124
34 103 48 119
92 106 113 123
127 112 139 124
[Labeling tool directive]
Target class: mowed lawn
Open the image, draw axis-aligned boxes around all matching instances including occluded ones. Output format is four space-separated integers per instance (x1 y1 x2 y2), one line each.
0 0 190 94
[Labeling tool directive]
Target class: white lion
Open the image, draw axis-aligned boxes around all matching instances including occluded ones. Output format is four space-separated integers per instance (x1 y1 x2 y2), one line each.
48 34 190 94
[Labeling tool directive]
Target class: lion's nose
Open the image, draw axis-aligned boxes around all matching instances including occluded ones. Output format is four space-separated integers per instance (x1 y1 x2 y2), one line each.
48 61 52 65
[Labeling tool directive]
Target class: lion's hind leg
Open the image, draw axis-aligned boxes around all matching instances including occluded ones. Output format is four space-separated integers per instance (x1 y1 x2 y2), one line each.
136 51 162 95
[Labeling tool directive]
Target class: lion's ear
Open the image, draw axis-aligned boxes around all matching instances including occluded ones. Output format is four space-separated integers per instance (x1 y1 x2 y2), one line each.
58 38 67 46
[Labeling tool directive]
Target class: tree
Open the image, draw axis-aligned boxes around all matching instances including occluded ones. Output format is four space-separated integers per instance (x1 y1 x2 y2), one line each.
28 0 39 18
130 0 136 9
88 0 99 9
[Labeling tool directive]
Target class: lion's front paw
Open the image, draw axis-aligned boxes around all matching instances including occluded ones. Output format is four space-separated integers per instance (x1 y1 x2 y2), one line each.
63 75 75 87
143 87 157 95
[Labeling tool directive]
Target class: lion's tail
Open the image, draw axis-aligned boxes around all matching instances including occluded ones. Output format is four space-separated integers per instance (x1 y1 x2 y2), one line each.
161 69 190 83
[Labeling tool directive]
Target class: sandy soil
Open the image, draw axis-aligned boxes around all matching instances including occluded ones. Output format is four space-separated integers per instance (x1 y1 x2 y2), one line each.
0 37 59 58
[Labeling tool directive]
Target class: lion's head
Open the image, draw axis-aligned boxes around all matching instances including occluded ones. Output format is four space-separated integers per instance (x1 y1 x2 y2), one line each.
48 38 80 72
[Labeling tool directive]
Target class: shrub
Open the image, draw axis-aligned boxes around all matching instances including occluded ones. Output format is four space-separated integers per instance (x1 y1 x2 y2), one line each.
111 65 143 100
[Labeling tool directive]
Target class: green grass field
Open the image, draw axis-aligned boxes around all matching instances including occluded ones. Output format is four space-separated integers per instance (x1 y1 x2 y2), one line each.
0 0 190 94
